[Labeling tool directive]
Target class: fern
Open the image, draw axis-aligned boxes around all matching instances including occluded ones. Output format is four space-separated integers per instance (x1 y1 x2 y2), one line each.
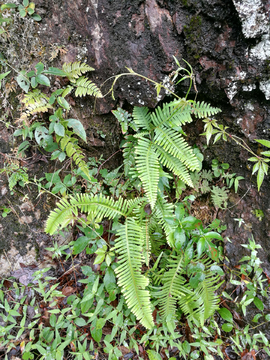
153 192 175 243
45 194 132 235
22 89 52 114
74 76 103 98
155 254 192 324
135 138 160 209
211 186 229 208
154 126 199 171
132 106 152 130
154 144 194 187
114 218 154 329
122 135 137 176
60 136 90 180
178 272 221 326
62 61 95 81
192 101 221 119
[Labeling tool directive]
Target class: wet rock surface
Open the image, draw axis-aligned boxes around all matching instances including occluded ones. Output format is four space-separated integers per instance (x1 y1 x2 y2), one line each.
0 0 270 291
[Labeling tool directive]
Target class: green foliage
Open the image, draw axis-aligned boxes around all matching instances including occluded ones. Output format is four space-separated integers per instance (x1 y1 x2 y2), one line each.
11 61 102 174
202 119 270 191
3 55 270 359
0 0 41 31
0 162 28 193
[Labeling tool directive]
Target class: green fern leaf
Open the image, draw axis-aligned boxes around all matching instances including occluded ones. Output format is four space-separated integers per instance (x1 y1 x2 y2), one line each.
114 218 154 329
211 186 229 208
154 126 199 171
153 192 176 242
192 101 221 119
132 106 152 130
155 254 191 325
45 194 131 235
22 90 52 114
135 137 160 209
154 144 194 187
151 100 193 128
74 76 103 98
122 135 137 176
62 61 95 81
60 137 90 180
62 85 74 98
178 272 220 326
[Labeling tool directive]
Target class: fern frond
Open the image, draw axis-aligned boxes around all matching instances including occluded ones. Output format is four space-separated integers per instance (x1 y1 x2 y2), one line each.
114 218 154 329
192 101 221 119
45 194 131 235
22 90 52 115
154 126 199 171
151 100 193 128
62 85 74 98
178 272 220 326
154 254 192 323
74 76 103 98
122 135 137 176
153 192 176 242
135 138 160 209
132 106 152 130
60 137 89 179
62 61 95 81
154 144 194 187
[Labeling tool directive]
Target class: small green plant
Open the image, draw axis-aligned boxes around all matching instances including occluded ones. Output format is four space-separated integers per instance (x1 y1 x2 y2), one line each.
0 206 11 217
0 1 41 27
45 61 224 337
203 120 270 191
0 162 29 193
9 61 103 179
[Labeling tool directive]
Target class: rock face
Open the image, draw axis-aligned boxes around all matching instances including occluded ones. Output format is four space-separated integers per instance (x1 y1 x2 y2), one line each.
0 0 270 274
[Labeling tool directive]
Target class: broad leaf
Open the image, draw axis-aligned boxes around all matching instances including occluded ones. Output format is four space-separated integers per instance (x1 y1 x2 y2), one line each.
67 119 87 142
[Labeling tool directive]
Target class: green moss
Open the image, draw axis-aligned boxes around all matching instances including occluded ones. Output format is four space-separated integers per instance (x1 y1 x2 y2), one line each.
184 15 202 61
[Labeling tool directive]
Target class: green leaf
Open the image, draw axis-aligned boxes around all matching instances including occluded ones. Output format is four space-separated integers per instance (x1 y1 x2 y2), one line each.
35 62 44 75
174 227 186 250
218 308 233 322
57 96 70 110
96 318 106 329
210 265 224 276
31 13 42 21
147 350 162 360
255 139 270 148
73 236 90 255
1 4 18 9
43 67 66 76
16 72 30 92
197 237 206 257
203 231 223 241
0 71 10 83
67 119 86 142
74 317 87 326
94 253 105 265
252 313 262 322
54 123 65 137
253 297 264 311
36 74 50 86
104 267 116 292
50 314 57 327
222 323 233 332
23 0 29 6
90 320 102 342
189 272 205 288
31 76 38 88
257 165 264 191
206 241 219 261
